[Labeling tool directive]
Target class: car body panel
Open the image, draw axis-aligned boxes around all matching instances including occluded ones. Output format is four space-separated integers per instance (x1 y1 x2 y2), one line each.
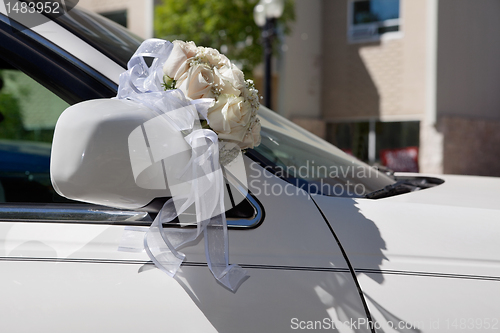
312 174 500 332
0 259 368 333
0 260 218 333
313 174 500 277
359 273 500 332
0 157 372 332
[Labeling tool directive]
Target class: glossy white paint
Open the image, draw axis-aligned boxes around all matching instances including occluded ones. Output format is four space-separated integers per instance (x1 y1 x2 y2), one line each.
359 273 500 333
313 175 500 277
175 266 368 333
0 158 371 332
0 261 218 333
313 174 500 332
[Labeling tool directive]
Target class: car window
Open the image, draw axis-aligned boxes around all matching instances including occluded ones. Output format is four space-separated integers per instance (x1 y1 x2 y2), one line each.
248 107 396 197
48 6 143 68
0 68 70 203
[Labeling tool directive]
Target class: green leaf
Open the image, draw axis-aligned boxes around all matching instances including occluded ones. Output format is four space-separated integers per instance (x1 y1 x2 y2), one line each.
155 0 295 78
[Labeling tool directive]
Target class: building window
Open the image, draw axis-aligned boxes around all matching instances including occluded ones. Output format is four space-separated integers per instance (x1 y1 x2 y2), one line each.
328 120 419 172
348 0 401 43
101 10 128 28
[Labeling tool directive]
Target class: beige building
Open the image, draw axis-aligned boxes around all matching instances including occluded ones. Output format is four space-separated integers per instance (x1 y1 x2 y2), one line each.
78 0 154 39
279 0 500 176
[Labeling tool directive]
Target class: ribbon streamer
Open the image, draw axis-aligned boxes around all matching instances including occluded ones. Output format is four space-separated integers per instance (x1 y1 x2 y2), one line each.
117 39 247 291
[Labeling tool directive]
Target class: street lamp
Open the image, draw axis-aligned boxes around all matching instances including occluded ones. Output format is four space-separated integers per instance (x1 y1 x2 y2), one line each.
254 0 284 109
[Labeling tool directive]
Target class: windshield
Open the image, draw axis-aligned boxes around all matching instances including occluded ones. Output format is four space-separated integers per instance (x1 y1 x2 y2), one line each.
248 107 395 197
48 7 143 68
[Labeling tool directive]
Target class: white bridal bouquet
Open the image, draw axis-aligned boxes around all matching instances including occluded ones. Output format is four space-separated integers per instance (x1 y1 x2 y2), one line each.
113 39 258 291
163 40 261 152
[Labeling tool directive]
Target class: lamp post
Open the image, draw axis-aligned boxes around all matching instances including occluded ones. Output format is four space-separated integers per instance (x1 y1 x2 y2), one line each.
254 0 284 109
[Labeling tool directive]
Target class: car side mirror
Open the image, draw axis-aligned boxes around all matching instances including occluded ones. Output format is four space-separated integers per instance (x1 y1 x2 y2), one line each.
51 99 248 211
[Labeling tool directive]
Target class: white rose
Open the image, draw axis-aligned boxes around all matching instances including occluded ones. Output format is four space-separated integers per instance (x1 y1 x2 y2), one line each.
213 67 241 97
200 47 225 67
163 40 197 80
175 63 215 100
239 120 261 149
207 95 251 142
218 64 245 90
217 53 231 68
219 125 248 143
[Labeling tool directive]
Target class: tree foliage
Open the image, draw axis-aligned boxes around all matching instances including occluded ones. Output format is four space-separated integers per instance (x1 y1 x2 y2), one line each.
155 0 295 77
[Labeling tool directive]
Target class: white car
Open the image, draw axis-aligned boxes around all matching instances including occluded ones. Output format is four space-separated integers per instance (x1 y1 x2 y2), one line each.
0 3 499 333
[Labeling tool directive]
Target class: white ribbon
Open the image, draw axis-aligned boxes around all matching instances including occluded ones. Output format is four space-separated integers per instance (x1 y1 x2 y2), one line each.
117 39 247 291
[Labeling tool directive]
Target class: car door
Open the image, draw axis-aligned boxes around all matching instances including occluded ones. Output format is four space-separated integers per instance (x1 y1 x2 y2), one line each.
0 8 374 332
